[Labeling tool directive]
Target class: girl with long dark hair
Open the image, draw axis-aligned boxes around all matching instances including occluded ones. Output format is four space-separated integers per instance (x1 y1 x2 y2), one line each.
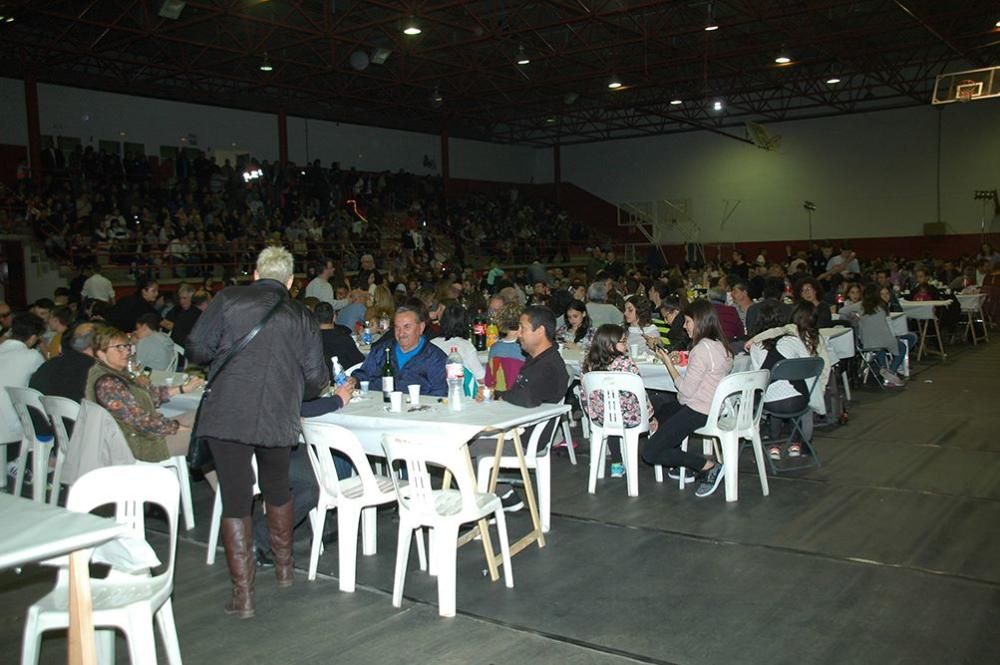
555 299 594 347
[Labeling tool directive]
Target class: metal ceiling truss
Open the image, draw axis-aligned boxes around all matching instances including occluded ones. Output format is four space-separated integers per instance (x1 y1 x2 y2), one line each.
0 0 996 147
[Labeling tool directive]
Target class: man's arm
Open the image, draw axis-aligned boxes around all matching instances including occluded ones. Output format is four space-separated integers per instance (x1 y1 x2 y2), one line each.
185 292 226 366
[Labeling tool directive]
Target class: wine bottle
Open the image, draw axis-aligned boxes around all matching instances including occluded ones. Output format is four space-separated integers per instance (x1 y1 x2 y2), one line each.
382 347 394 402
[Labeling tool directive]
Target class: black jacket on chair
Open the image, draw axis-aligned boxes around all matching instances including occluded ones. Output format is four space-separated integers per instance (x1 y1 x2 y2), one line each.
186 279 328 448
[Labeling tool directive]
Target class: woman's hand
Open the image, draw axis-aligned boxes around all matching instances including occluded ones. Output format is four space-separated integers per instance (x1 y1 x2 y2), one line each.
643 334 661 349
743 340 753 352
653 346 671 366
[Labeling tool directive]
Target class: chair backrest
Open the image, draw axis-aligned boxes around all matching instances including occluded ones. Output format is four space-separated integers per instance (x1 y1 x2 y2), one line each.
580 371 650 437
705 369 770 433
69 464 180 585
768 357 824 401
6 386 46 443
301 420 383 500
40 395 80 480
503 404 567 459
957 293 987 312
173 343 185 357
381 434 483 523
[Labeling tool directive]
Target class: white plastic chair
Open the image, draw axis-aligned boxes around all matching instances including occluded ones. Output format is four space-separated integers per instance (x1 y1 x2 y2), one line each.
20 464 182 665
206 456 260 565
580 372 661 497
474 409 565 533
151 455 195 532
344 361 363 376
678 370 771 503
382 433 514 618
5 387 56 503
300 421 400 590
38 395 79 505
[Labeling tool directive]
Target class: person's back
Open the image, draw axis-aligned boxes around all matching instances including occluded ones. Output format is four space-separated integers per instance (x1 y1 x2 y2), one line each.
586 302 623 328
320 325 364 377
712 302 744 340
136 330 176 370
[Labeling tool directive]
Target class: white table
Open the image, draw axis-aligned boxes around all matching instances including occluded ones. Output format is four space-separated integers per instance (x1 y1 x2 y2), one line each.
0 494 126 665
901 299 953 360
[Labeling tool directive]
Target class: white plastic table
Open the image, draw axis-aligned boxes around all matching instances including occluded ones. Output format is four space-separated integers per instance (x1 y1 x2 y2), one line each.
0 493 126 665
901 299 953 360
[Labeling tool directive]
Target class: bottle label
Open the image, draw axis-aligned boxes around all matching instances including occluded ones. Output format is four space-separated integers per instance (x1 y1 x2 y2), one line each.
473 322 486 336
383 376 394 393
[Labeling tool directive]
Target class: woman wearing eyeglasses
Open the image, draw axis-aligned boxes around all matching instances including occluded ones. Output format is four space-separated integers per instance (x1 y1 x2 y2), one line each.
85 324 204 462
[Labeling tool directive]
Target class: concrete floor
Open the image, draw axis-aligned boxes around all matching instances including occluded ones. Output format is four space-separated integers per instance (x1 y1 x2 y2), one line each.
3 341 999 664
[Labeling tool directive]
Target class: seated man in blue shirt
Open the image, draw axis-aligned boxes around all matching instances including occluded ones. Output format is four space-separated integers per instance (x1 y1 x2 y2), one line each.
351 301 448 396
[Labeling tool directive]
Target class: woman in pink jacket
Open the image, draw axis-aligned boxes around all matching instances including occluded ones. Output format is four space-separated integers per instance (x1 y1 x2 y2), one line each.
641 299 732 498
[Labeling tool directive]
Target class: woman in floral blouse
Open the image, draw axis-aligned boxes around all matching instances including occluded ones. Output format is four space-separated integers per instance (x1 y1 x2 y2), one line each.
581 324 654 478
85 325 204 462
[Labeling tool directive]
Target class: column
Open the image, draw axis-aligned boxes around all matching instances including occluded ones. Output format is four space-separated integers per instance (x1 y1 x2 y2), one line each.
277 108 288 166
24 74 43 185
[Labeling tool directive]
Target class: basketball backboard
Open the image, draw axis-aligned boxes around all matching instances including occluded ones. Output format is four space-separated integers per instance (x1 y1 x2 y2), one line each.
932 66 1000 105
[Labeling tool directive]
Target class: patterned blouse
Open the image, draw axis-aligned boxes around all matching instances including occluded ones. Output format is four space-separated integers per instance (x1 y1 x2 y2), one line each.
581 354 653 428
556 324 595 348
93 373 179 440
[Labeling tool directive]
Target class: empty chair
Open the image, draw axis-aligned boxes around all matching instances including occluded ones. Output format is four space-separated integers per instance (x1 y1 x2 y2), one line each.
474 409 566 533
382 433 513 618
580 372 661 497
958 293 989 344
300 421 399 590
761 358 825 474
38 395 80 505
5 386 55 503
20 464 182 665
151 455 196 531
679 370 771 502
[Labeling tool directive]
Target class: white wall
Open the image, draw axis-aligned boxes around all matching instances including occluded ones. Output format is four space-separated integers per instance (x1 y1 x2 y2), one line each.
287 116 438 173
0 77 28 146
550 101 1000 241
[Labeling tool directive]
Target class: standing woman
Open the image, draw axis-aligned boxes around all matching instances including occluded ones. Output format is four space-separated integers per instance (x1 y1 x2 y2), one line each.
641 300 732 498
581 324 655 478
623 296 658 347
186 247 328 619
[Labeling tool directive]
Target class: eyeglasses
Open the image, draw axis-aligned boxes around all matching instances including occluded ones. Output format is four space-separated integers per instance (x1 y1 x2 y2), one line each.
106 343 134 352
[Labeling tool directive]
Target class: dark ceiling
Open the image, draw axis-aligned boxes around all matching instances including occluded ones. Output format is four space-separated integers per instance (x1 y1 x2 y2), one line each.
1 1 997 147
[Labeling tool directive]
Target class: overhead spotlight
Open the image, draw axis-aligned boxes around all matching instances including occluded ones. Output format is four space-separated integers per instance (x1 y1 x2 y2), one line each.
403 17 421 35
775 53 792 65
259 53 273 72
670 98 683 105
996 19 1000 28
704 2 719 31
516 45 530 66
431 87 443 106
712 99 724 111
2 15 13 23
608 76 623 90
826 76 841 85
157 0 186 20
545 116 558 125
371 47 392 65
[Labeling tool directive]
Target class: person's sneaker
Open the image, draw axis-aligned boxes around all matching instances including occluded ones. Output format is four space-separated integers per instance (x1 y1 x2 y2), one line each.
787 443 802 458
499 488 524 513
880 368 904 387
610 462 625 478
768 446 781 461
695 463 725 498
666 467 696 484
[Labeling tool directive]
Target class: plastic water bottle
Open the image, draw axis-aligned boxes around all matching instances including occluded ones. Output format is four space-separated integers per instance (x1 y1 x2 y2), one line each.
331 356 348 387
446 346 464 412
361 323 372 345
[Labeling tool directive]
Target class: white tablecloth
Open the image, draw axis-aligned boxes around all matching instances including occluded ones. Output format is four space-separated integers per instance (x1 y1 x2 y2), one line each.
889 312 908 336
820 327 855 363
307 396 570 456
900 299 953 320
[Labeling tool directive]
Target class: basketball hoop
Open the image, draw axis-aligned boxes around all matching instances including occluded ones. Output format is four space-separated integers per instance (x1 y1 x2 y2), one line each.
956 80 980 103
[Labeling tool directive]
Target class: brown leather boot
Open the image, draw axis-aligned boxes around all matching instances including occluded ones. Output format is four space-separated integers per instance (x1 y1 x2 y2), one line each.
221 517 256 618
266 501 295 588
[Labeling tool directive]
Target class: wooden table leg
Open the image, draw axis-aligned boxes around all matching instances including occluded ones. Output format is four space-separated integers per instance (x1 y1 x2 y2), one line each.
916 320 928 361
67 548 97 665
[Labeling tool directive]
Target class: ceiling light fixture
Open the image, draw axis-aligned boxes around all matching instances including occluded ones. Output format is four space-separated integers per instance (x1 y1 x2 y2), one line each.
403 17 421 35
608 76 623 89
826 77 841 85
670 98 683 105
775 53 792 65
516 45 530 66
704 2 719 31
259 53 273 72
712 100 724 111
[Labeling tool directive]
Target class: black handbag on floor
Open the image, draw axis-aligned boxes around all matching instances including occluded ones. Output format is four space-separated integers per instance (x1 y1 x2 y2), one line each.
186 297 284 472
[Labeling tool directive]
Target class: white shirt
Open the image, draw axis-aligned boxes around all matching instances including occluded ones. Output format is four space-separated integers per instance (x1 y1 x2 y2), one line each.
305 276 335 305
431 337 486 381
81 272 115 303
0 340 45 442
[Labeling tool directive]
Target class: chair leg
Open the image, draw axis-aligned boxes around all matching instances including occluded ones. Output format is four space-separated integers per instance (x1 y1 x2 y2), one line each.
433 525 459 618
750 432 770 496
361 506 378 556
154 597 183 665
0 443 7 490
623 433 639 497
21 606 42 665
206 488 223 565
493 509 515 589
124 608 158 665
33 440 53 503
720 434 739 502
391 521 413 608
654 465 663 483
678 437 689 489
560 418 577 466
535 455 551 533
13 440 29 498
415 528 428 572
95 628 116 665
307 507 324 581
337 506 362 593
49 451 64 506
587 431 605 494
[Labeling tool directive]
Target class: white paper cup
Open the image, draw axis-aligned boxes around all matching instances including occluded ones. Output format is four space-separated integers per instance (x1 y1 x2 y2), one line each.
407 384 421 405
359 380 370 395
163 376 175 387
630 343 640 358
389 391 403 412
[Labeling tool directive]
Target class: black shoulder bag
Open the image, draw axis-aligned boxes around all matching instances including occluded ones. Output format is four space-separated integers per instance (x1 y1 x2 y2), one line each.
186 297 284 472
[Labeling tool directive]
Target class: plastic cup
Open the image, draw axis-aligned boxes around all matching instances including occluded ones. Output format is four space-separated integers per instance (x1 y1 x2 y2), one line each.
630 343 640 358
359 380 370 396
389 391 403 412
407 384 421 405
163 376 174 387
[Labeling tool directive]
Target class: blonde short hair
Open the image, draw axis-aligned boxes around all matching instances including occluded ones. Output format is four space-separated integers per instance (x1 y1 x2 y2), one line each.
256 246 295 283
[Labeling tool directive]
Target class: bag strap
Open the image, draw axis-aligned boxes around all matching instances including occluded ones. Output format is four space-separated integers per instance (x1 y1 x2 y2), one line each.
205 296 284 389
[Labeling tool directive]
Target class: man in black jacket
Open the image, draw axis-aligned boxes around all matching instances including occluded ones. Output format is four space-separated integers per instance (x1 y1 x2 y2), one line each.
186 246 328 619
